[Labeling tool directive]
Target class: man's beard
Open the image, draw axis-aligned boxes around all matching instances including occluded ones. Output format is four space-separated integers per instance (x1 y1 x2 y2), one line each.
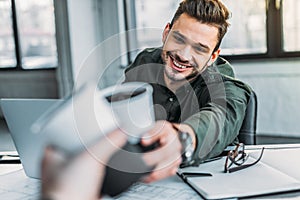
163 50 207 82
164 66 200 82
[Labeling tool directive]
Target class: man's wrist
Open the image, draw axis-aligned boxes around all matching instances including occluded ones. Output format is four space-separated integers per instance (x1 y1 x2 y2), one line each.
179 131 194 161
173 124 196 167
173 124 197 150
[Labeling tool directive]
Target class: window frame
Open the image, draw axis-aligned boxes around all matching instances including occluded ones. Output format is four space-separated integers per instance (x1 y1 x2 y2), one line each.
0 0 58 71
123 0 300 63
0 0 74 99
223 0 300 61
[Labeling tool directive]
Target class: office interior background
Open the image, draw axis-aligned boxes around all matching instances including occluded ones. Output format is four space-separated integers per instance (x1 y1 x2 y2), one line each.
1 0 300 151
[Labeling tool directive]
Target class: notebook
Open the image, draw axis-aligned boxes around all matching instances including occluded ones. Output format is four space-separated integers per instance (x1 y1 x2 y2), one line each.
1 98 59 179
177 145 300 199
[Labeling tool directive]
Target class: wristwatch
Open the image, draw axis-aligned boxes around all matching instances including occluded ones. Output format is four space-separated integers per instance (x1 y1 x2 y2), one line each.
177 130 195 167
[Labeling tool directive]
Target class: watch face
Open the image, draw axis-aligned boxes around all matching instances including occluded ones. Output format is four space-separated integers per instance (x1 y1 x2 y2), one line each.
184 147 193 157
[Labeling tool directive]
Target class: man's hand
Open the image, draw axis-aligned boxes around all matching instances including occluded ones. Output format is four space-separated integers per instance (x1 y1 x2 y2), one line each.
41 129 127 200
140 120 183 183
173 123 197 151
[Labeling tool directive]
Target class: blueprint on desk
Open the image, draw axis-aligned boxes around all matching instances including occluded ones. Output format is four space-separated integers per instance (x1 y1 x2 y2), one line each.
115 175 201 200
0 168 201 200
0 169 40 200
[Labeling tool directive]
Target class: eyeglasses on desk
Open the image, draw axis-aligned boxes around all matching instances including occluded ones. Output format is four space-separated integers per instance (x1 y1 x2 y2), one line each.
224 143 265 173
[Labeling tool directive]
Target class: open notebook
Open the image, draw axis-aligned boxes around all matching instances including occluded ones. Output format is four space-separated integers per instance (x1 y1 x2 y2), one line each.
177 145 300 199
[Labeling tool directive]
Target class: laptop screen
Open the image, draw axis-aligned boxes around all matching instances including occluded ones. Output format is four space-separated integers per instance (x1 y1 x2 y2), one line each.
1 99 59 179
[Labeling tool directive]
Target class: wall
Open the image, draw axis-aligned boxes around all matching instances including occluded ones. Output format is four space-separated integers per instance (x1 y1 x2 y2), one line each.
67 0 99 83
0 70 58 118
67 0 125 89
234 59 300 138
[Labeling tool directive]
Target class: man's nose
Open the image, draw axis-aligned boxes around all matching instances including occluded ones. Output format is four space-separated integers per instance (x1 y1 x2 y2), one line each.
180 45 193 62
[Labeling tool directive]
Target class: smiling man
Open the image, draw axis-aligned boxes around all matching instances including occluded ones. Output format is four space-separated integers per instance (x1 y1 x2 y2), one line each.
162 13 220 91
125 0 251 182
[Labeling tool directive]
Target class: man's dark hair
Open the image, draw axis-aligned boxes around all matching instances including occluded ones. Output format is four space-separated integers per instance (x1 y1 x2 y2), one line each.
170 0 231 52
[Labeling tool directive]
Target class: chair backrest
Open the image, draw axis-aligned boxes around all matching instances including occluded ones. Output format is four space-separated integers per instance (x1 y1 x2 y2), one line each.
238 91 258 145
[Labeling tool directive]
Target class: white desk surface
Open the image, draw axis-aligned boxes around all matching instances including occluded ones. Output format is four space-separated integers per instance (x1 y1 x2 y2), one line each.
1 144 300 199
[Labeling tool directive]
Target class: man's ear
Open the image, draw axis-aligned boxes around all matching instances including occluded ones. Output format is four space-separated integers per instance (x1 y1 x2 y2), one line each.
208 48 220 66
162 23 171 43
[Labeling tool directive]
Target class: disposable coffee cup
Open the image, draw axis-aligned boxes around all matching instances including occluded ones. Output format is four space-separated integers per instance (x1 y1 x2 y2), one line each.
100 82 155 144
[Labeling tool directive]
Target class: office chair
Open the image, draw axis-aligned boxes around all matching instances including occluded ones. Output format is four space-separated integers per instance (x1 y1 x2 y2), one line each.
238 90 258 145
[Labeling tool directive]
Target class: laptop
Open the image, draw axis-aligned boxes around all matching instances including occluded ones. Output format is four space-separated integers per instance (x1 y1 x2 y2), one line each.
1 98 59 179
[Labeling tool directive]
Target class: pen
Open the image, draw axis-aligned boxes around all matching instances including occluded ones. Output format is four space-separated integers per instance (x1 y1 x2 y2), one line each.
181 172 212 177
177 171 212 181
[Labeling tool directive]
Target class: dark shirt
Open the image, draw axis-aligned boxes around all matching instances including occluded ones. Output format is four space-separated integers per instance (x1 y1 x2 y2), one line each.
125 47 251 164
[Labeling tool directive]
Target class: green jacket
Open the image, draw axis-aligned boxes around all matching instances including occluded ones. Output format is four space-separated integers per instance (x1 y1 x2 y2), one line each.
125 47 251 165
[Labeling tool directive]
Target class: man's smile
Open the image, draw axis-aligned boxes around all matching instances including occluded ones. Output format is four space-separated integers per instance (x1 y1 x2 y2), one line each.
168 53 194 72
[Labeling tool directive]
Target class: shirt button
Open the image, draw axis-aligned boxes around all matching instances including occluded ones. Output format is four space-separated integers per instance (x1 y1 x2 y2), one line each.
169 97 174 102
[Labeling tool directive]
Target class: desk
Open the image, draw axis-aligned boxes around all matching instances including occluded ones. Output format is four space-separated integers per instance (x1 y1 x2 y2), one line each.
0 165 40 199
1 144 300 200
178 144 300 200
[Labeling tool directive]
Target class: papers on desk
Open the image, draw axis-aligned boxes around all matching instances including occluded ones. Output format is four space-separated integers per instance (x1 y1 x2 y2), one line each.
178 146 300 199
0 168 199 200
0 169 40 199
115 176 200 200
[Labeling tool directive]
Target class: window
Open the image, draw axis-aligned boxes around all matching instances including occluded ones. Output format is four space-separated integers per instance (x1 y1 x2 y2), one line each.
124 0 300 61
282 0 300 52
0 0 16 68
221 0 267 55
120 0 181 62
134 0 181 49
0 0 57 69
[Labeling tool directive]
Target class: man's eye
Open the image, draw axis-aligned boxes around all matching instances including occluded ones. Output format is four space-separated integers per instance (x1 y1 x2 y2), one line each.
173 35 185 44
194 46 204 53
194 45 206 54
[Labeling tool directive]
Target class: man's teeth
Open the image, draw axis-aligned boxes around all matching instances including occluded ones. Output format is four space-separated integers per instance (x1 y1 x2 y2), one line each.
173 59 187 69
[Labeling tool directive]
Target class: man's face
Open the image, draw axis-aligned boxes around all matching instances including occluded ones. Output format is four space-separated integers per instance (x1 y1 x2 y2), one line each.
162 13 220 82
